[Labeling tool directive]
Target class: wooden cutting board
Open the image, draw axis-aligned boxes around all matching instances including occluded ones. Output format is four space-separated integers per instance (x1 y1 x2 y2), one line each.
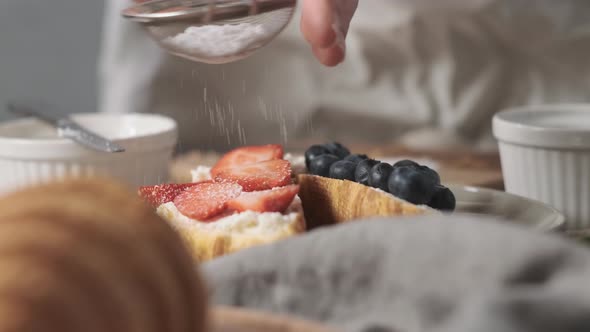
170 145 504 190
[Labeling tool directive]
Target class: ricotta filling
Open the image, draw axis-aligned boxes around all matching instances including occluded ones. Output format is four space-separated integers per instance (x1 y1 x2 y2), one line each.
157 197 302 234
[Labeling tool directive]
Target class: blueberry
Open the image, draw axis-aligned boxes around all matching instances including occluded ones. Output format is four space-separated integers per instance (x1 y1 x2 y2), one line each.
344 154 368 164
329 160 357 181
428 186 456 211
418 165 441 185
305 145 330 169
388 166 438 205
309 154 340 177
355 159 380 186
323 142 350 159
369 162 394 191
393 159 419 169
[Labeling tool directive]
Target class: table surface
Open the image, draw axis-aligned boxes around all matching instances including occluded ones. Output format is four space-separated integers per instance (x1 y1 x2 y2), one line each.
170 143 504 190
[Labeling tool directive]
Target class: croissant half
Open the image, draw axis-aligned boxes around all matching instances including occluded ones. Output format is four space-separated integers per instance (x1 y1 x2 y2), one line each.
0 178 208 332
297 174 430 229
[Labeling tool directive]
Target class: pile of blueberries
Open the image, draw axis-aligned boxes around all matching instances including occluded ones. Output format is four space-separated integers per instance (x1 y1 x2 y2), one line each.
305 142 456 211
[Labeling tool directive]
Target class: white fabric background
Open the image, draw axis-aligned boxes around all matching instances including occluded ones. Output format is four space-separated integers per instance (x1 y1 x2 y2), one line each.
99 0 590 151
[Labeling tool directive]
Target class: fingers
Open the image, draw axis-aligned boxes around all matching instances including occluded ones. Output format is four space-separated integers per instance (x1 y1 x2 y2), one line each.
301 0 336 49
300 0 357 67
312 44 345 67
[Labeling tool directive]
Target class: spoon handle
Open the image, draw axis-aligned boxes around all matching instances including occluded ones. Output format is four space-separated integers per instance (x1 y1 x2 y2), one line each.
6 102 125 153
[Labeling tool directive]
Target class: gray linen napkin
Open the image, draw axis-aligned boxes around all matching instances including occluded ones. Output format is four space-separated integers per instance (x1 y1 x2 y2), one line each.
203 215 590 332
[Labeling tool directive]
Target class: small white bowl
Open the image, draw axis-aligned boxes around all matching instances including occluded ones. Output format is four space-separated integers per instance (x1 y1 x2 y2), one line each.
493 104 590 230
0 113 178 194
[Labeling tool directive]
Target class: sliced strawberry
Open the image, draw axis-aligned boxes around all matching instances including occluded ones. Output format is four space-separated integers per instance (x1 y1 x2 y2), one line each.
214 159 292 192
173 182 242 220
138 182 209 207
211 144 284 177
227 185 299 213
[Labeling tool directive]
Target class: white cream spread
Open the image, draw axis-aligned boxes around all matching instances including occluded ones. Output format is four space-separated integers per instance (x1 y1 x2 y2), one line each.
157 196 302 234
284 153 307 175
191 166 213 182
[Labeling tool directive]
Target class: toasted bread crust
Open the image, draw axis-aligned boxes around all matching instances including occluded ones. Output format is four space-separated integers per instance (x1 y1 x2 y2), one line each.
162 210 306 262
297 174 429 229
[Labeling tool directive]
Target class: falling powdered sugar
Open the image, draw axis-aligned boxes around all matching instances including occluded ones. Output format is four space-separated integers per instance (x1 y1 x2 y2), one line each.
164 23 271 58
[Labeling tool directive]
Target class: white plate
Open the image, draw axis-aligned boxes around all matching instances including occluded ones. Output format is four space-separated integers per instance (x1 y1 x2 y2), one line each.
449 185 565 231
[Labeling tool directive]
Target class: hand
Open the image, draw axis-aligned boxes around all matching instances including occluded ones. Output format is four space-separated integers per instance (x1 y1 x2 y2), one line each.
300 0 359 67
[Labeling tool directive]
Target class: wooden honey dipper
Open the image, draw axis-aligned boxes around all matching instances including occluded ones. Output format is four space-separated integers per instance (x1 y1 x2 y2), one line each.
0 178 208 332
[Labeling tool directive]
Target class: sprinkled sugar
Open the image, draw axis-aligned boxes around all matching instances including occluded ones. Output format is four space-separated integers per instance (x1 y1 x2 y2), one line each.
164 23 271 58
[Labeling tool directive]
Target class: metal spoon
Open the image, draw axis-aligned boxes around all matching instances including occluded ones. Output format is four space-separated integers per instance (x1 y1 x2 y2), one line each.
6 103 125 153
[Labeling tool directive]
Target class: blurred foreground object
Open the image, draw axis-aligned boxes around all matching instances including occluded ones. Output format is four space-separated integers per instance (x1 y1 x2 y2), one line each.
0 178 206 332
205 215 590 332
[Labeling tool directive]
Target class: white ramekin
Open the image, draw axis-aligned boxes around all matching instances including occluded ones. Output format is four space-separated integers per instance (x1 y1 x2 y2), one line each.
493 105 590 230
0 113 178 194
